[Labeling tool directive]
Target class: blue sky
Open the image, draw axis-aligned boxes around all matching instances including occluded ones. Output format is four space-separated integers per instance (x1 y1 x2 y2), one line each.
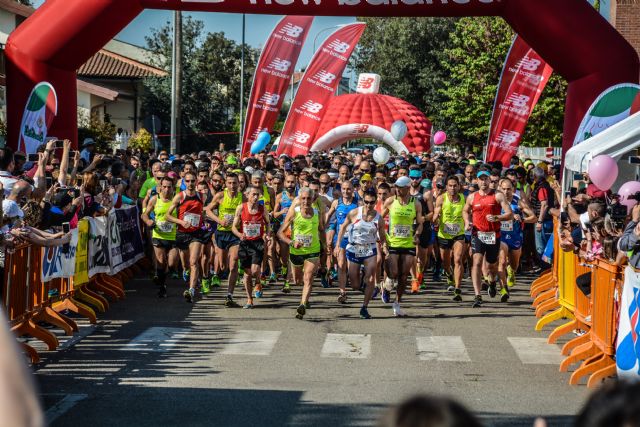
32 1 355 70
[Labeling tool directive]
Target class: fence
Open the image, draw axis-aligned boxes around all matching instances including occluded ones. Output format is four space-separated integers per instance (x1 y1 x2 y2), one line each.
1 206 149 363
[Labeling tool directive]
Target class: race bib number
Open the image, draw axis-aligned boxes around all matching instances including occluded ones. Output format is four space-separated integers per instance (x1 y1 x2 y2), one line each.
223 214 234 224
184 213 201 228
295 234 313 248
244 223 261 238
444 223 461 235
156 221 174 233
393 225 411 238
501 221 513 232
478 231 496 245
352 244 374 258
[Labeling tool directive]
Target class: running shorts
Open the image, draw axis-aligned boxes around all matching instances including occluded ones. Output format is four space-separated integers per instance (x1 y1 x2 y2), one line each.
290 252 320 266
238 239 265 269
470 235 500 264
437 235 465 250
346 247 377 264
215 230 240 250
418 226 433 249
152 238 175 250
388 247 416 257
176 230 208 250
501 233 523 251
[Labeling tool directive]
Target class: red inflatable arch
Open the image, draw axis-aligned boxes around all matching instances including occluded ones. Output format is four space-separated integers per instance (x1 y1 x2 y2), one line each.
5 0 639 158
312 93 431 153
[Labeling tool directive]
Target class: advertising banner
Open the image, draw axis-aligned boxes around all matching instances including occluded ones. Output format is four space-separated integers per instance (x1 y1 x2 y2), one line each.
573 83 640 145
17 82 58 154
88 216 111 277
485 36 552 166
41 229 78 282
616 266 640 379
74 219 90 286
277 23 366 157
109 207 145 274
241 15 314 159
356 73 381 94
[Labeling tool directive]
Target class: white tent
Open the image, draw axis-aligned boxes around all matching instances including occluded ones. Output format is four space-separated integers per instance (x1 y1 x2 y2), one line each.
563 110 640 193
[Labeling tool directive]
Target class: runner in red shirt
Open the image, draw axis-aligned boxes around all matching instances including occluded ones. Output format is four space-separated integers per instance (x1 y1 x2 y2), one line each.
231 185 272 309
463 171 513 308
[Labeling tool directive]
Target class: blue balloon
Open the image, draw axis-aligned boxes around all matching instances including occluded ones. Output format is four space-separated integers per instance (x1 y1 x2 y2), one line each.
251 131 271 154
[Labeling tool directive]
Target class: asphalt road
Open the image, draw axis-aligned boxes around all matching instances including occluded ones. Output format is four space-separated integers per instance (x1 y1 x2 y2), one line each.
29 270 594 427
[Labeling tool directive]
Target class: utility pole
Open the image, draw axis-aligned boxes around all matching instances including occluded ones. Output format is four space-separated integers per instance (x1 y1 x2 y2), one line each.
239 14 246 151
170 10 182 155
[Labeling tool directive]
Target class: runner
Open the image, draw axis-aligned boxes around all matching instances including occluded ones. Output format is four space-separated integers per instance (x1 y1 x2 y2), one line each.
382 176 424 317
432 175 466 302
335 189 387 319
164 171 207 303
408 167 434 293
277 187 326 320
375 182 391 302
325 180 360 303
207 173 245 307
141 176 177 298
463 171 513 308
497 178 536 301
196 178 216 294
231 185 271 308
273 174 297 290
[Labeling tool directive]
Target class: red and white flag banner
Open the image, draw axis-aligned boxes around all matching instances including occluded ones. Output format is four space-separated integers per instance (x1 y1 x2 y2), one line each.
485 36 553 167
277 22 366 157
241 15 314 159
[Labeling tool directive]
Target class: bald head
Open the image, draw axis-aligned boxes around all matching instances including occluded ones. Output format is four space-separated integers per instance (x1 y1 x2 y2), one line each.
10 180 31 198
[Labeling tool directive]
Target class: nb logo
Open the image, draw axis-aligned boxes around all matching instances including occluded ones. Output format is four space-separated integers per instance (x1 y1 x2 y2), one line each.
328 39 350 54
496 130 520 144
293 131 311 144
506 93 530 109
301 100 323 114
268 58 291 72
280 23 304 38
259 92 280 106
358 78 375 89
314 70 337 84
517 56 541 72
353 125 369 134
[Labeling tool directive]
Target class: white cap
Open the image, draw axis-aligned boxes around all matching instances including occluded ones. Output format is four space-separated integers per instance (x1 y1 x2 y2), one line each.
2 199 23 218
394 176 411 188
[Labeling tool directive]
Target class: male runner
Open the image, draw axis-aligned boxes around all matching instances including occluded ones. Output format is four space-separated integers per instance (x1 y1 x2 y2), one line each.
273 174 298 288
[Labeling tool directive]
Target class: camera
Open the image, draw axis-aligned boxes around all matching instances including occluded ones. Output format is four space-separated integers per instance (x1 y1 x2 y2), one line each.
628 191 640 202
607 197 628 229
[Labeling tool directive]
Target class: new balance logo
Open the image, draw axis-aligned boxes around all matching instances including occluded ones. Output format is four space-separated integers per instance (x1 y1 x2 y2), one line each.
301 101 323 114
292 131 311 144
505 93 530 109
327 39 350 54
357 78 375 90
314 70 337 85
280 23 304 38
259 92 280 106
495 130 520 145
352 124 369 134
517 56 542 72
268 58 292 73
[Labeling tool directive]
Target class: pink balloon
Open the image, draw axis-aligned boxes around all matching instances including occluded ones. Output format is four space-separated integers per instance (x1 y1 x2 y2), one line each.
588 155 618 191
618 181 640 213
434 131 447 146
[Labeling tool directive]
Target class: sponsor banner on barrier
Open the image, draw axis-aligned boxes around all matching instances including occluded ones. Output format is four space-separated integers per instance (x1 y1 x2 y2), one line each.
74 219 90 286
277 23 366 157
88 216 111 277
241 15 314 159
41 229 78 282
109 207 145 274
485 36 552 166
616 266 640 379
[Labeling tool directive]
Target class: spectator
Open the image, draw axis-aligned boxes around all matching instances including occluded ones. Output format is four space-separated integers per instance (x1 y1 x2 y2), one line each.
377 395 482 427
0 147 17 196
80 137 96 166
619 204 640 269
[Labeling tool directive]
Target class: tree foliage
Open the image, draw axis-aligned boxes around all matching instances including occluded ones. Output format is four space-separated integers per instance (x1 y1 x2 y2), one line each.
355 16 567 149
142 16 259 152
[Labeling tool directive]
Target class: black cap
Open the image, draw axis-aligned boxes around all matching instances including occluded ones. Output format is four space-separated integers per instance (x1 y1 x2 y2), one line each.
53 190 73 208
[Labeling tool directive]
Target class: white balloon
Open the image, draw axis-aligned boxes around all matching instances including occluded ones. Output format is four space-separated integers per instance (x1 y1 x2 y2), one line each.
390 120 408 140
373 146 390 165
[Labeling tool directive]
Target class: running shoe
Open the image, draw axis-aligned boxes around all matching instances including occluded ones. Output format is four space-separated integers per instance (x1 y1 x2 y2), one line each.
411 279 420 294
472 295 483 308
268 273 277 284
372 286 380 299
182 269 190 283
330 268 338 281
224 295 239 308
488 281 497 298
381 289 391 304
243 303 254 309
337 291 348 304
183 288 194 304
211 274 221 288
304 301 311 310
321 274 331 288
360 306 372 319
432 270 442 282
507 265 516 288
392 301 407 317
295 304 306 319
201 277 211 295
170 271 180 280
254 286 263 298
280 266 287 278
445 271 455 287
499 287 509 303
452 288 462 302
446 285 456 293
282 282 291 293
481 277 489 292
158 285 167 299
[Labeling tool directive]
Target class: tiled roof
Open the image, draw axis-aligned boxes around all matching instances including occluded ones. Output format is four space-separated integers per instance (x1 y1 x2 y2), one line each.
78 49 167 79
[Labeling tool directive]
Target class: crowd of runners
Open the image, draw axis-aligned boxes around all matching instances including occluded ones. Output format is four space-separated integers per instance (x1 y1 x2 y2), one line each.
137 147 557 320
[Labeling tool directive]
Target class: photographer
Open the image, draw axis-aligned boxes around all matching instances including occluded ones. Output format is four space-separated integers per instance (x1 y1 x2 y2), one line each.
619 204 640 269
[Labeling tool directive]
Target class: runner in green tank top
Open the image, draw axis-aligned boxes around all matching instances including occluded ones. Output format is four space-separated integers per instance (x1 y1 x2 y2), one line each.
277 187 326 320
432 175 466 302
141 176 178 298
381 176 423 317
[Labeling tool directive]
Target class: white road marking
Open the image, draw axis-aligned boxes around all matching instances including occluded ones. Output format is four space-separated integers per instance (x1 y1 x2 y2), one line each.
416 336 471 362
321 333 371 359
45 394 88 424
221 330 281 356
59 325 97 350
122 327 190 352
508 337 564 365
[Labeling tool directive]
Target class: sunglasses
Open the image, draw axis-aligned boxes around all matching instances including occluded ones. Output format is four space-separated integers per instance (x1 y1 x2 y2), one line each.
363 200 376 205
410 177 421 180
184 179 195 183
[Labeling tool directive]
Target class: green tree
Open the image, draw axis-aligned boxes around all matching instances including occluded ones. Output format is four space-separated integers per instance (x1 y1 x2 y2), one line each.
142 17 259 152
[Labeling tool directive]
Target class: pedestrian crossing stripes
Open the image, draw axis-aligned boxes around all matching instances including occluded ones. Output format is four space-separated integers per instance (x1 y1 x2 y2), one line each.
123 327 190 352
321 334 371 359
507 337 564 365
416 336 471 362
221 330 281 356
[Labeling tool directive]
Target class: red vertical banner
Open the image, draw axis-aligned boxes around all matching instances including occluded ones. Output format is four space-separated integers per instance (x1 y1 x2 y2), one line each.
241 16 314 159
277 23 366 157
485 36 553 166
